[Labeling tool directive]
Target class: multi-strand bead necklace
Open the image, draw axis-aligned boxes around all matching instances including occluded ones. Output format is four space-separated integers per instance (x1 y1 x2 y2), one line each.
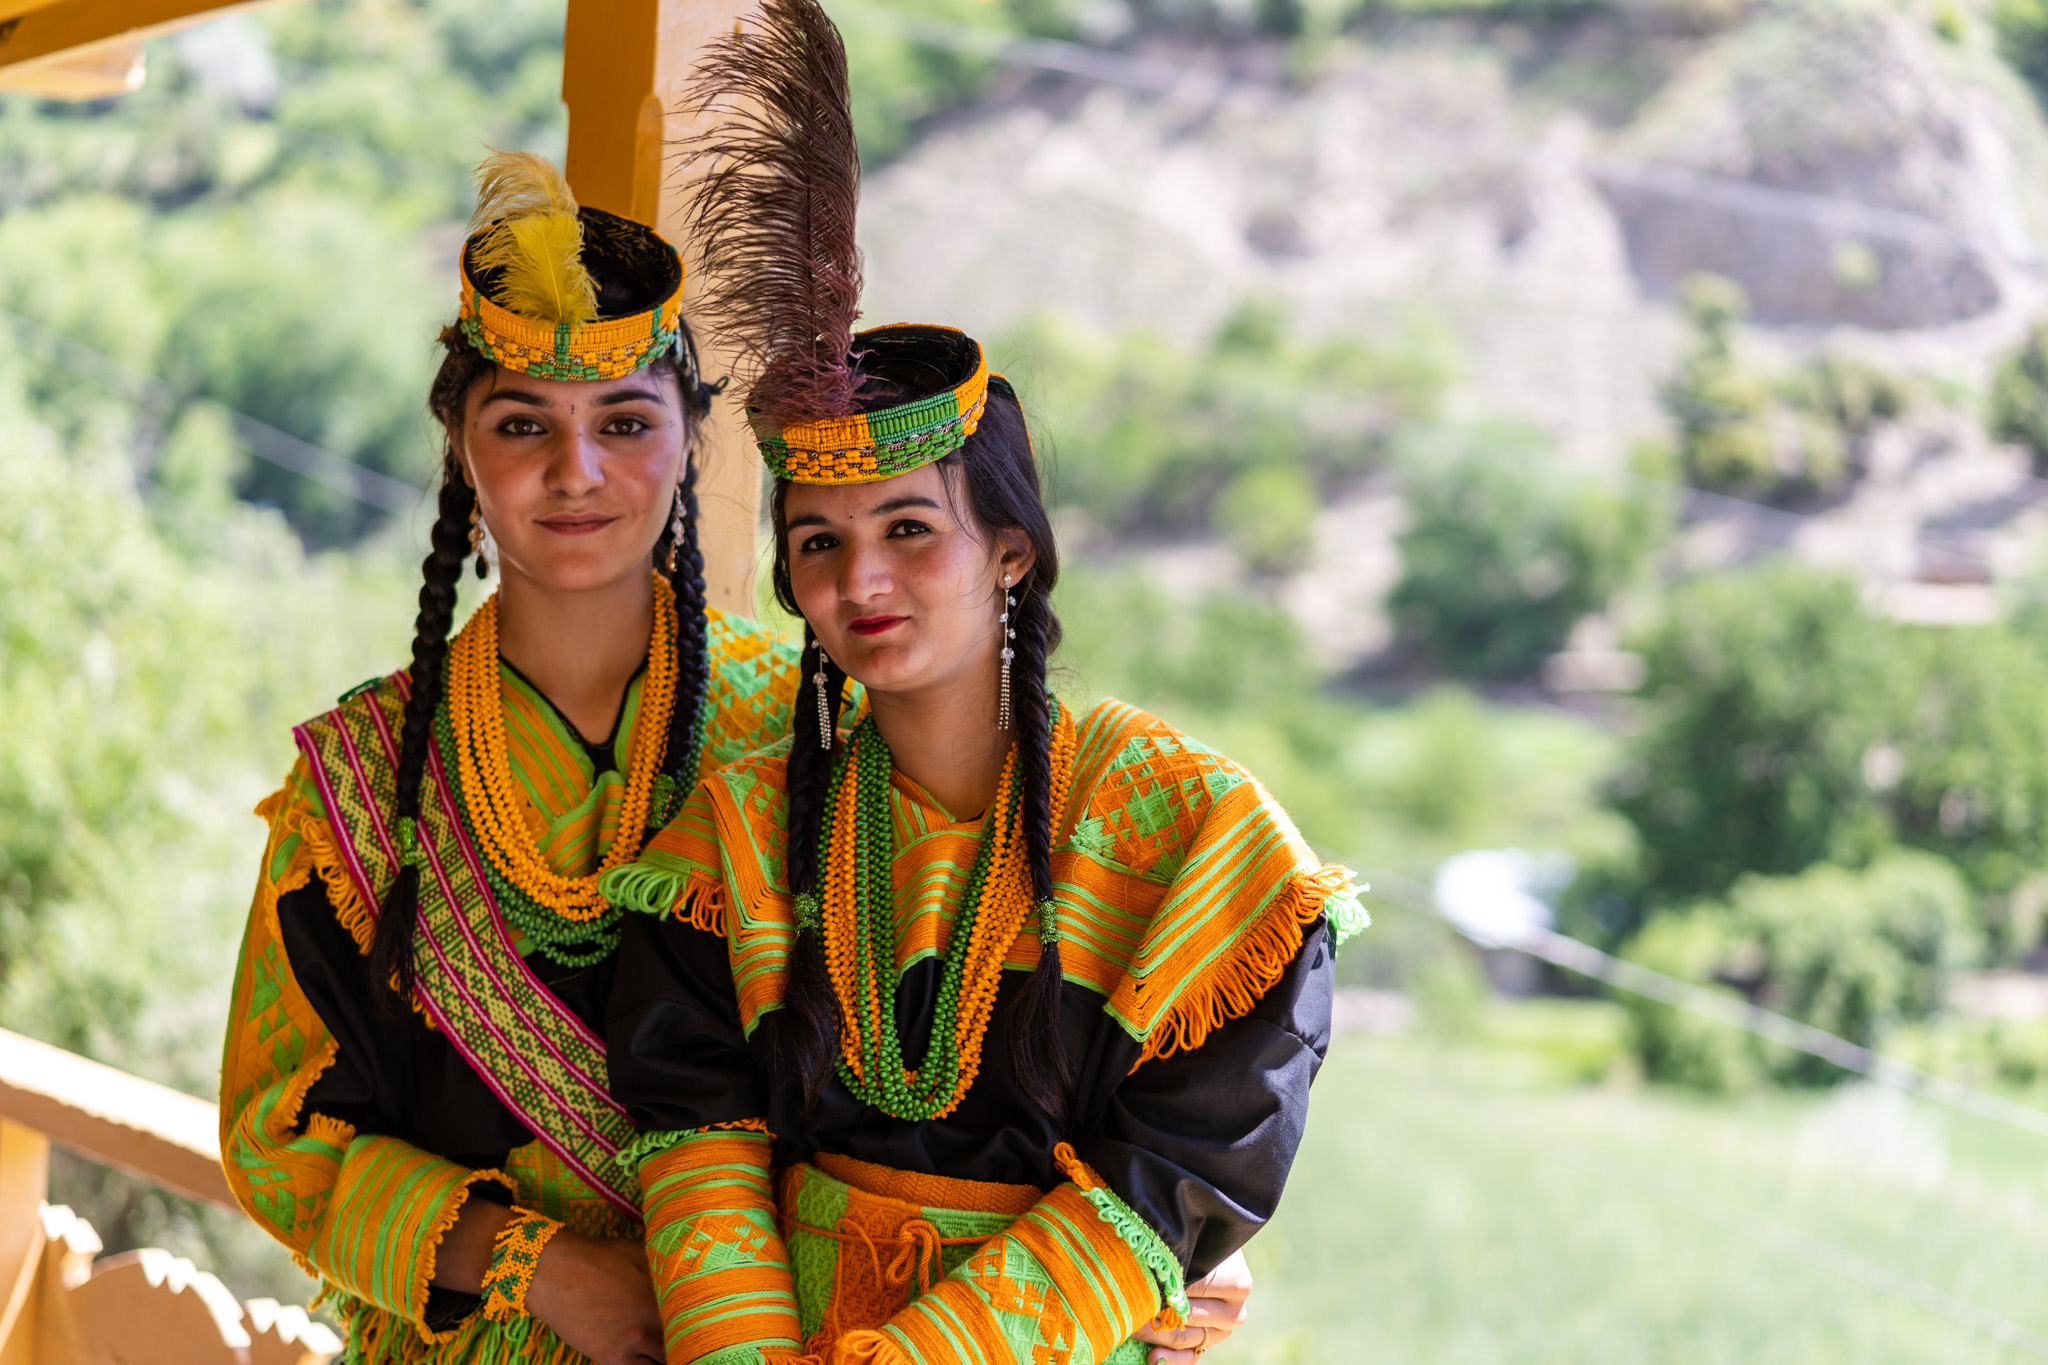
442 571 679 964
813 706 1075 1122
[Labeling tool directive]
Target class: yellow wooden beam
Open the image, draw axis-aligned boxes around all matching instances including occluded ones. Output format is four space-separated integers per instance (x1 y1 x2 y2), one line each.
0 37 142 98
0 1028 233 1212
563 0 764 617
0 0 257 74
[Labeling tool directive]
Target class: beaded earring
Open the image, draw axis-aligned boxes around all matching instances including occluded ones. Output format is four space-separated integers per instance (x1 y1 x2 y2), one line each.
813 641 834 750
998 574 1017 731
469 502 491 580
662 483 684 573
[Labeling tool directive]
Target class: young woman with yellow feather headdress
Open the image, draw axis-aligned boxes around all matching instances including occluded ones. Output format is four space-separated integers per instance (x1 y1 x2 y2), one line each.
598 4 1366 1365
217 153 807 1365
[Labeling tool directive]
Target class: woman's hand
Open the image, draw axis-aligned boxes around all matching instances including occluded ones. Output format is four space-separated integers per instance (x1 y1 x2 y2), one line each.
433 1202 663 1365
1132 1249 1253 1364
524 1231 667 1365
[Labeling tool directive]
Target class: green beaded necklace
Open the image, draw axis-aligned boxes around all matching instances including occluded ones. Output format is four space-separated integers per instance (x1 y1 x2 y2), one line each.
821 714 1019 1122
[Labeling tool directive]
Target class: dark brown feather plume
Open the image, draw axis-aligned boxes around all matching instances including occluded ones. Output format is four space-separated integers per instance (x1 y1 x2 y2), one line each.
679 0 864 427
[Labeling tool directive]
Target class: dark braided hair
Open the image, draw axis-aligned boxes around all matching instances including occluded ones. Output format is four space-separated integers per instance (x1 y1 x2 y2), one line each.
768 379 1071 1123
370 462 474 1002
647 320 719 805
369 323 717 1005
776 622 849 1114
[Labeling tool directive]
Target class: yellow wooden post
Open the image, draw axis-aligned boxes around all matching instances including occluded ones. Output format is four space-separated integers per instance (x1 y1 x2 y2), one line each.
563 0 764 618
0 1119 49 1365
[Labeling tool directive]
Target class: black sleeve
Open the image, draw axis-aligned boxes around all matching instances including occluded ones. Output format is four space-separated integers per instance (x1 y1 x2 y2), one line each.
274 873 533 1166
274 871 518 1326
606 910 768 1134
1078 915 1335 1282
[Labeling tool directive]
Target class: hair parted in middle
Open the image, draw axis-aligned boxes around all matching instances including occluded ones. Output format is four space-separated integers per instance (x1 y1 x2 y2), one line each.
367 153 720 1008
682 0 1073 1124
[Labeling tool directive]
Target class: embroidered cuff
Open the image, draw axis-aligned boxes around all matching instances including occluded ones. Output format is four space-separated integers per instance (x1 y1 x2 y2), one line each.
641 1131 801 1365
620 1118 773 1172
480 1207 564 1321
309 1134 510 1333
1053 1142 1190 1322
840 1181 1163 1365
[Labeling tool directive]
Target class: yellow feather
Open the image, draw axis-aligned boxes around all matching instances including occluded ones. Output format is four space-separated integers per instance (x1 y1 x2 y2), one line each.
468 150 599 327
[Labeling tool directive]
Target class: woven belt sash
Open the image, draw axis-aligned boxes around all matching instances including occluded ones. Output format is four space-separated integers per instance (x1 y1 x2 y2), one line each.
778 1155 1150 1363
293 677 642 1219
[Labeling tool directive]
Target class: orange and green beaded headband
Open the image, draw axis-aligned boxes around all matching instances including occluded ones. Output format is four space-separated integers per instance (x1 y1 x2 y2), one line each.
456 153 687 383
755 323 991 485
459 245 684 383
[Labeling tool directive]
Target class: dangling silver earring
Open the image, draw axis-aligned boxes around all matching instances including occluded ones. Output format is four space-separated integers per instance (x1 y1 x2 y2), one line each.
998 574 1017 731
469 502 491 580
813 642 834 750
662 483 685 573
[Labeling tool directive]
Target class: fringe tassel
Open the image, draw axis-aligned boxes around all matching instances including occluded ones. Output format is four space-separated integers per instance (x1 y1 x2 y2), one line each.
263 776 437 1023
617 1118 770 1172
328 1290 593 1365
600 862 728 935
265 793 377 956
248 786 359 1144
253 787 316 914
272 1039 346 1138
1325 882 1371 949
829 1332 904 1365
1140 864 1356 1068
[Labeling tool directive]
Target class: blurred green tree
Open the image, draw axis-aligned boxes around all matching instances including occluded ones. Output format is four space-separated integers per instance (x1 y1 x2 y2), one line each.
1623 850 1979 1088
1997 0 2048 110
1615 561 1903 904
1388 423 1667 680
997 300 1454 542
1617 561 2048 940
1662 275 1904 499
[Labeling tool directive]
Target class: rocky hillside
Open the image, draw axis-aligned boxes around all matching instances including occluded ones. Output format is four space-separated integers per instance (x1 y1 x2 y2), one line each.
855 0 2048 666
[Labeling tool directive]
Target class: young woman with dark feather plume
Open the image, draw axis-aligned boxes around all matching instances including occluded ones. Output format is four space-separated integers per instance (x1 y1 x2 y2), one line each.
600 4 1368 1364
218 151 820 1365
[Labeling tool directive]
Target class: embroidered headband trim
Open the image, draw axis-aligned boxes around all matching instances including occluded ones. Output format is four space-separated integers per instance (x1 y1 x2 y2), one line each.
755 324 990 485
459 243 686 383
454 161 688 384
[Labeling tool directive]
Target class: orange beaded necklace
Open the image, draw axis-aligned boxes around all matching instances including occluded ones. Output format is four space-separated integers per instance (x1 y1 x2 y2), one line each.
444 571 678 923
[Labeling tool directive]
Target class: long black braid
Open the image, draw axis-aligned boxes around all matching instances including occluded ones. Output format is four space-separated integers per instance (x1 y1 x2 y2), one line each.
767 383 1071 1122
1004 566 1070 1121
651 318 719 804
369 463 475 1002
776 624 849 1113
369 326 716 1007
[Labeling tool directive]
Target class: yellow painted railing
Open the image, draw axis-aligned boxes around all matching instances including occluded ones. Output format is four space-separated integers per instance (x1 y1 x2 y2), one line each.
0 1027 338 1365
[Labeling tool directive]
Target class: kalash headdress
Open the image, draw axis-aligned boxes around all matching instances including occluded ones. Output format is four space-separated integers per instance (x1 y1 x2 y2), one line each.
680 0 998 484
457 152 688 382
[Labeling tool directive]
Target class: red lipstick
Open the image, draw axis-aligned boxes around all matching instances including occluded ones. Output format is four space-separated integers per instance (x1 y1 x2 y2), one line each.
848 615 907 636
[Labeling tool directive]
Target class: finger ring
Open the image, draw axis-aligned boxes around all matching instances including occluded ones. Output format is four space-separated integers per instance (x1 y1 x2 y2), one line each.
1195 1325 1213 1357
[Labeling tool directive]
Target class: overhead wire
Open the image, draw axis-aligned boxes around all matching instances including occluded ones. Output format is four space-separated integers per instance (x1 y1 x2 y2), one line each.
0 304 426 516
1360 864 2048 1141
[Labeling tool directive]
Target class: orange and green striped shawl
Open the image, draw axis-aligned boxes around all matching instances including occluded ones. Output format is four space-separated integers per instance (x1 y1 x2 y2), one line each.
610 698 1367 1067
